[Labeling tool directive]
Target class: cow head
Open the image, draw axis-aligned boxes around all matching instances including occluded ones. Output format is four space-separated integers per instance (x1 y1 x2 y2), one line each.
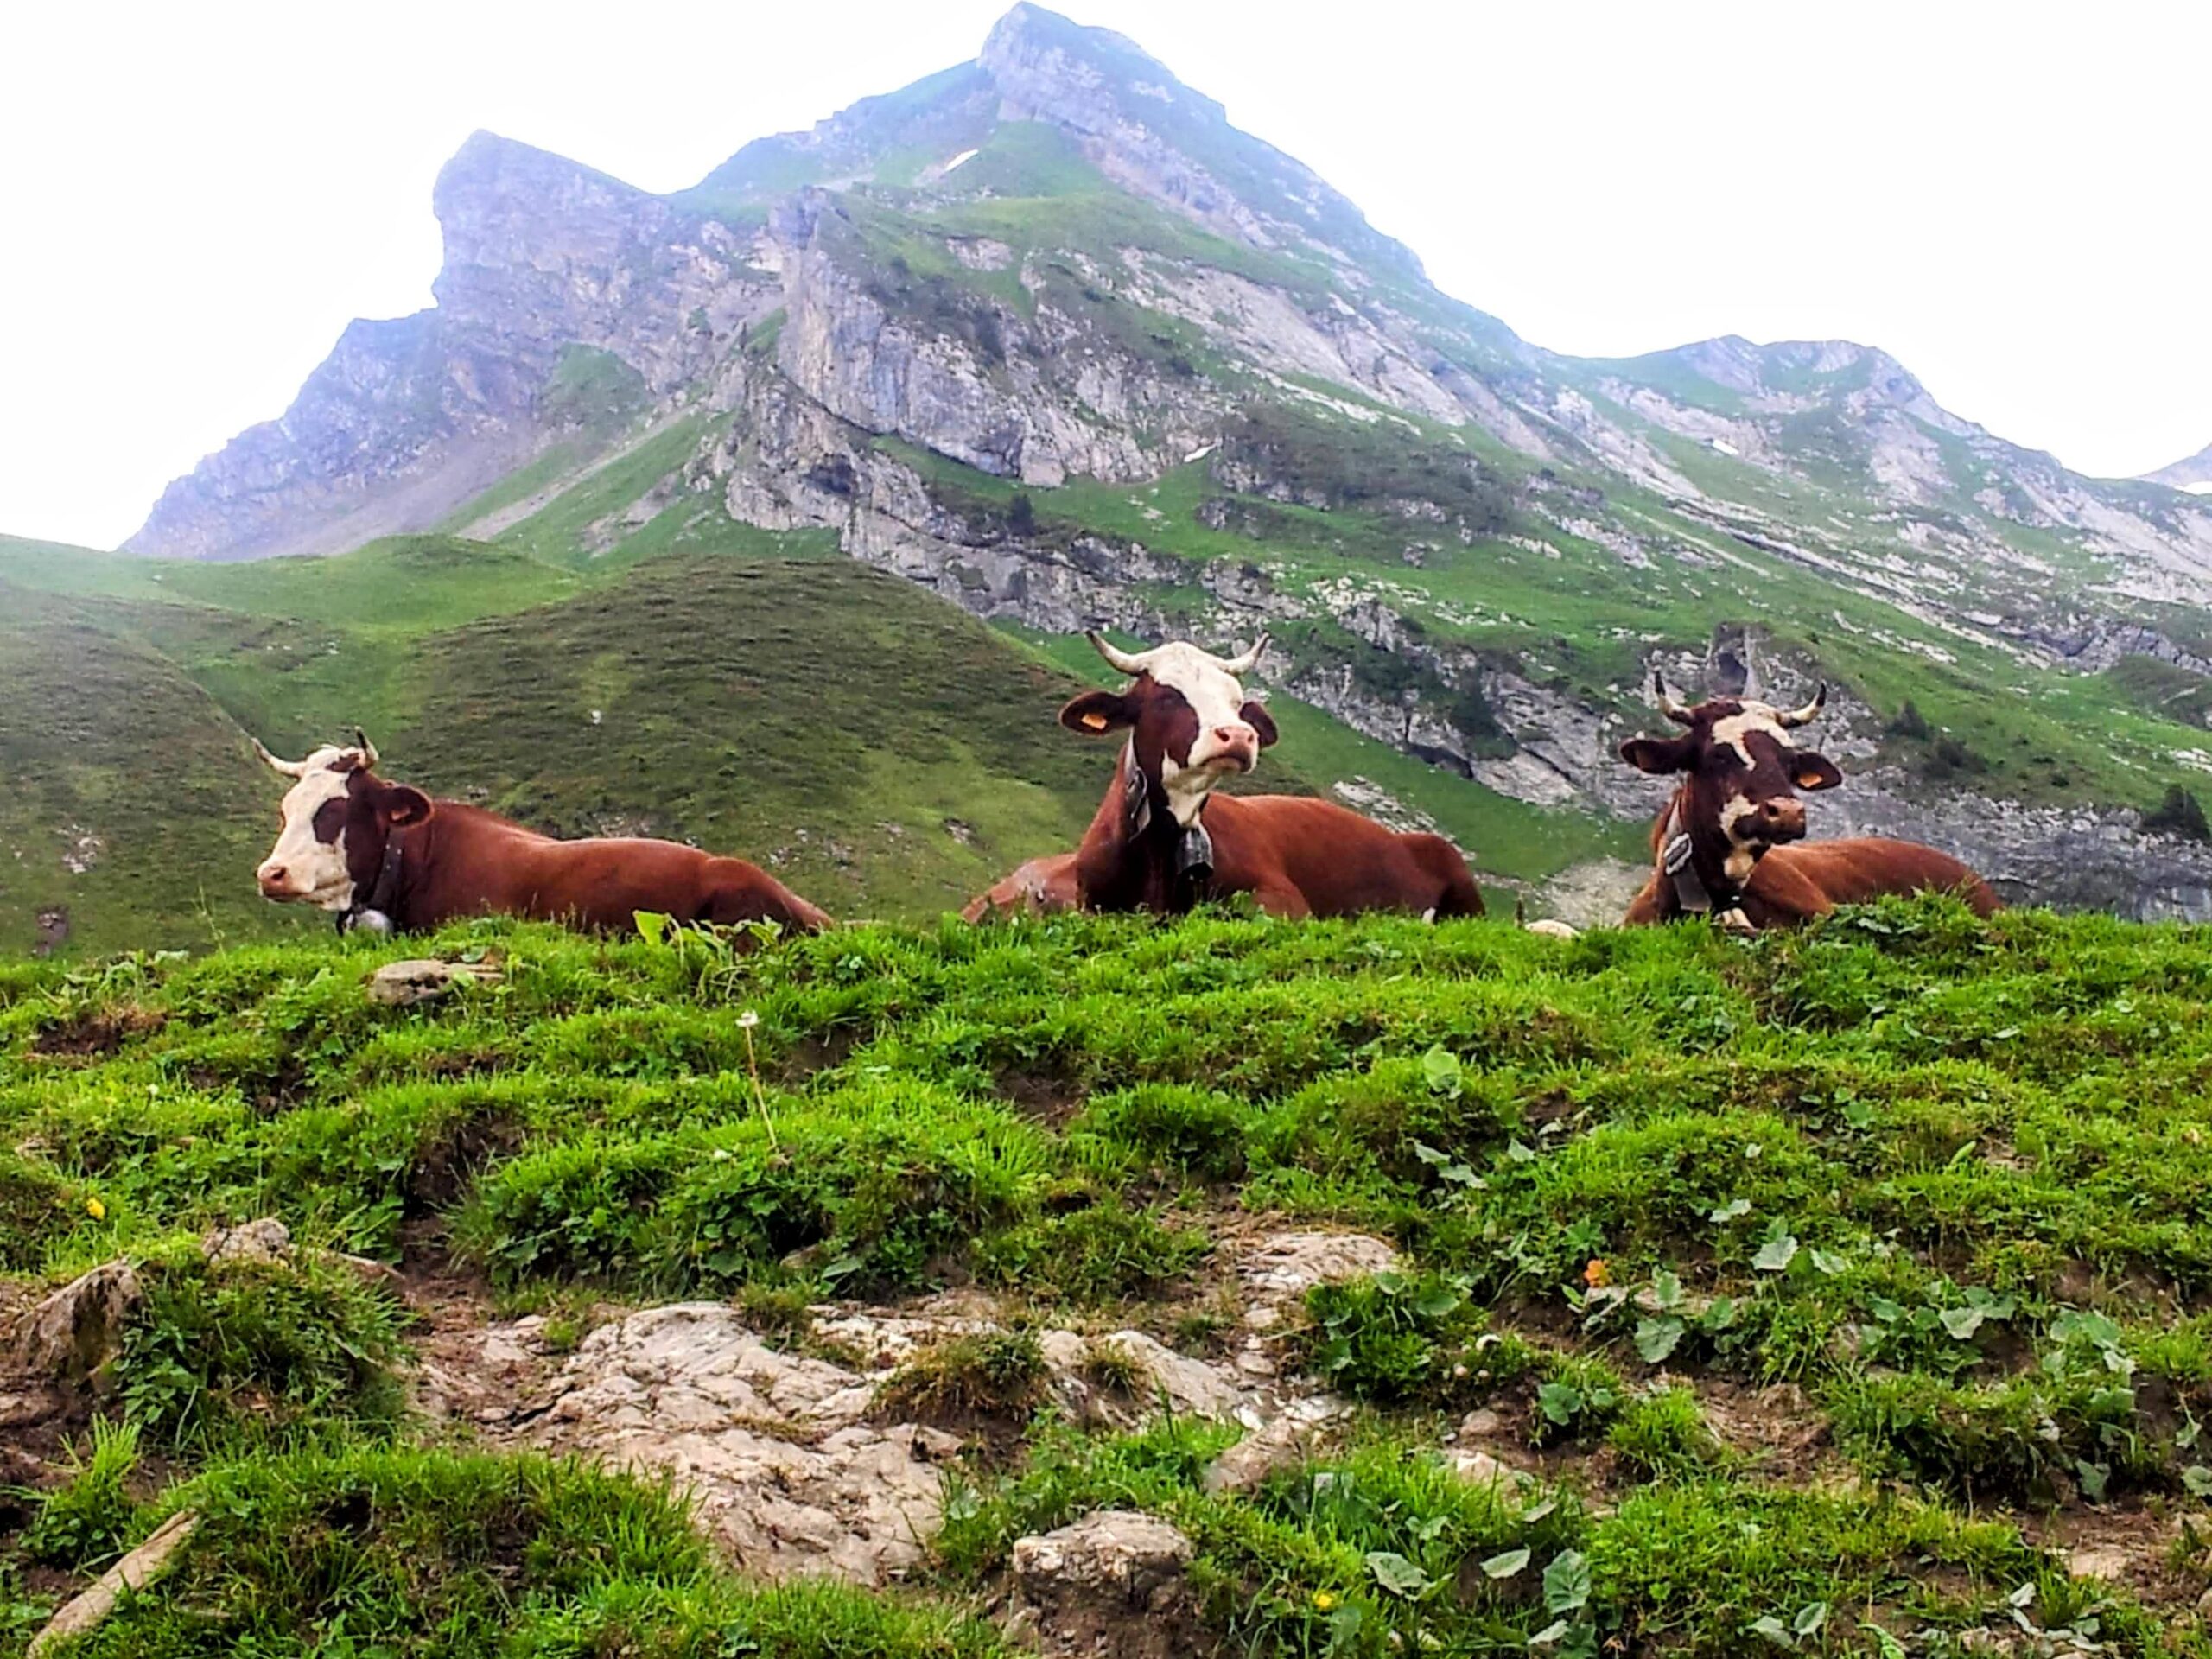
251 730 431 912
1618 672 1842 892
1058 632 1278 827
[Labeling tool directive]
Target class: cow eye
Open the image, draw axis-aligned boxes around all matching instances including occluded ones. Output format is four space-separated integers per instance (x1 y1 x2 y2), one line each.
311 799 347 843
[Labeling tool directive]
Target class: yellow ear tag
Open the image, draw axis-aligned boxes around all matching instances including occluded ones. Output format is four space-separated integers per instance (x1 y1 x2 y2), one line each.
1796 768 1827 789
1081 712 1109 731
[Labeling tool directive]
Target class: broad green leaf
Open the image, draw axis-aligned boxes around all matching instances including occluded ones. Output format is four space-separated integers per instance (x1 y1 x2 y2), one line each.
1529 1620 1571 1648
1412 1289 1463 1322
1808 1248 1846 1276
1791 1601 1827 1637
1651 1268 1683 1310
1752 1233 1799 1274
632 909 671 945
1634 1316 1685 1364
1751 1615 1793 1647
1860 1625 1908 1659
1421 1046 1464 1098
1365 1551 1430 1598
1481 1547 1532 1579
1537 1382 1582 1425
1940 1305 1986 1340
1542 1549 1591 1614
1708 1198 1751 1224
2183 1464 2212 1497
2075 1459 2110 1501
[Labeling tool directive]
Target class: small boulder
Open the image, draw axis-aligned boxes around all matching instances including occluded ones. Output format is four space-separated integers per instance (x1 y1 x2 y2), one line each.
1011 1509 1198 1659
367 959 501 1007
5 1261 143 1385
201 1218 293 1267
1239 1231 1401 1302
1202 1417 1313 1496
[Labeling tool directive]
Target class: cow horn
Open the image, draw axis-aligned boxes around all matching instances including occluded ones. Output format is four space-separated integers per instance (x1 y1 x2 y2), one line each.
1775 683 1827 728
1652 671 1694 726
251 738 308 778
353 728 379 768
1086 631 1155 677
1215 633 1269 676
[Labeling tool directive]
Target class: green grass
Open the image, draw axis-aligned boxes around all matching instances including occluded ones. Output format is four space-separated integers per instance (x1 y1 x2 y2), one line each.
8 899 2212 1649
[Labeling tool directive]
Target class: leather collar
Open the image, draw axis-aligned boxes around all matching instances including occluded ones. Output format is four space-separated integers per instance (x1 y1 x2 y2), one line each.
1660 797 1722 916
337 830 407 936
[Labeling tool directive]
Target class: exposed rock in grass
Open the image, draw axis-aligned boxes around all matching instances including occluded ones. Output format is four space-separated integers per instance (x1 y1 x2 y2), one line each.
1200 1416 1315 1495
1237 1230 1401 1303
201 1217 293 1267
5 1261 142 1385
1008 1509 1197 1659
26 1507 198 1658
366 957 504 1007
514 1302 962 1583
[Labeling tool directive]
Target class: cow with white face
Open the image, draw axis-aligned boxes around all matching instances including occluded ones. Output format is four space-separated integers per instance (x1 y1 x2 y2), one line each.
1053 631 1486 919
1618 672 1999 930
254 731 424 930
250 731 833 936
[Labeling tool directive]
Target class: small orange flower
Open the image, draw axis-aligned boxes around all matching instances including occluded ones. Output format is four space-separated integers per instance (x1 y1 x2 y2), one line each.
1582 1258 1611 1288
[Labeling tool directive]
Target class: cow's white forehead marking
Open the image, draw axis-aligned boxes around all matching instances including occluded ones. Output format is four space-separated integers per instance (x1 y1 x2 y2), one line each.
1141 645 1256 828
1141 644 1249 733
1707 704 1790 767
258 746 364 910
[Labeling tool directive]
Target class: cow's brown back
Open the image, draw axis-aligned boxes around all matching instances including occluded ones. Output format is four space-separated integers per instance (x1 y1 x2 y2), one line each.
1624 834 1999 928
402 804 830 934
1194 795 1484 918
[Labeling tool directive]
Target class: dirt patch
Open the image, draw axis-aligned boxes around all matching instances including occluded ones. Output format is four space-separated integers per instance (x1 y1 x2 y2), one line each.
995 1065 1085 1128
1691 1376 1838 1484
406 1110 526 1216
780 1027 858 1083
2022 1501 2201 1610
29 1007 164 1060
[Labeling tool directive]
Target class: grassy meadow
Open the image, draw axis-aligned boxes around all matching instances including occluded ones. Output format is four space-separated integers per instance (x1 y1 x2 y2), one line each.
4 897 2212 1654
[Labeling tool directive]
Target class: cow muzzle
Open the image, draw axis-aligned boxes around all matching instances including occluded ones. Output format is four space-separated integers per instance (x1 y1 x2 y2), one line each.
257 862 344 905
1194 723 1259 773
1755 798 1808 844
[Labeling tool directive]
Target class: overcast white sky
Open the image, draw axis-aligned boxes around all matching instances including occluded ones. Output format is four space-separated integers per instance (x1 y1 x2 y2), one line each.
3 0 2204 550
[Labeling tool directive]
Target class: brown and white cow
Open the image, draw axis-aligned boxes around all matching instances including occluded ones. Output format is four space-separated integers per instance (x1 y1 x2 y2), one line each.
251 733 831 936
959 852 1081 923
1054 632 1486 919
1618 674 1999 930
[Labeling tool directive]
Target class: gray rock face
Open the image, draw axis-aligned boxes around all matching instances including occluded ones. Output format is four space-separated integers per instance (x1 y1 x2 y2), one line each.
424 1230 1389 1586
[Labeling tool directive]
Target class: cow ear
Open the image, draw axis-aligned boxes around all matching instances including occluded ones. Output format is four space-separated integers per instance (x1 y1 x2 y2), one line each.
1619 735 1695 775
1240 700 1279 748
1791 751 1844 791
1058 690 1133 735
380 783 434 825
